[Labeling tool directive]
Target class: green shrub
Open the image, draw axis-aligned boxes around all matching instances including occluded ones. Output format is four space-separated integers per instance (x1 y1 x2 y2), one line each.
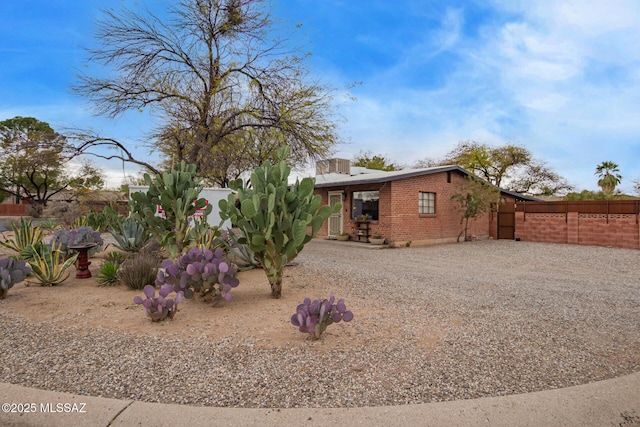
38 218 61 234
117 252 160 290
26 203 43 218
87 206 121 232
105 251 128 266
42 201 82 226
97 261 120 286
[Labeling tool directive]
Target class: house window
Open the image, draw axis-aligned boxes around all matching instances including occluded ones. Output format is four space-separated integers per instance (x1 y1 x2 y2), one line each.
419 192 435 214
352 190 379 220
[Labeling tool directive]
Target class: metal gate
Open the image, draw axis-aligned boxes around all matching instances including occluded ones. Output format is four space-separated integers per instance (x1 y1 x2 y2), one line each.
327 192 343 238
498 202 515 240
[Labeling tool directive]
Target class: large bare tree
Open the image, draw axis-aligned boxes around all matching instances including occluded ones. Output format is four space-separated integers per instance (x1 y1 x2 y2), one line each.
74 0 340 185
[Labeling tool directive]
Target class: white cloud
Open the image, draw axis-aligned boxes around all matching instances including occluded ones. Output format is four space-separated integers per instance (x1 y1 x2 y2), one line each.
333 0 640 193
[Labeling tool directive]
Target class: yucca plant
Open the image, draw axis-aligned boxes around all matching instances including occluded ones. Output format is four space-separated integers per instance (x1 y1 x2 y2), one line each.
109 218 152 252
0 217 43 253
28 244 78 286
71 216 89 228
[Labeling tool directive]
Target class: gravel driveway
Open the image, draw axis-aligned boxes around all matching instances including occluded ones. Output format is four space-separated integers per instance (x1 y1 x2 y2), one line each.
1 239 638 408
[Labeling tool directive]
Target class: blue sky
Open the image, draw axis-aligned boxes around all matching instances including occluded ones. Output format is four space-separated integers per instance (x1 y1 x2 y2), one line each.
1 0 639 193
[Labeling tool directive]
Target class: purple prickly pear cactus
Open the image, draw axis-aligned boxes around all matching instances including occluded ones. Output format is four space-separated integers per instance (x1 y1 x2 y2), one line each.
133 284 183 322
291 293 354 340
155 247 239 304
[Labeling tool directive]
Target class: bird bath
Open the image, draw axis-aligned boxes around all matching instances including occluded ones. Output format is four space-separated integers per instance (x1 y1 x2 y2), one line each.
68 242 98 279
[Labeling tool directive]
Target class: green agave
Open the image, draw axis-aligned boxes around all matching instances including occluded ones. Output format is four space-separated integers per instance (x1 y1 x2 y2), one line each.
109 217 152 252
0 217 43 253
28 244 78 286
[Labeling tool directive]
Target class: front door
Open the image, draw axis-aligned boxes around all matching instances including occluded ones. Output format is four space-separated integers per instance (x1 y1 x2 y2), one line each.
328 191 343 238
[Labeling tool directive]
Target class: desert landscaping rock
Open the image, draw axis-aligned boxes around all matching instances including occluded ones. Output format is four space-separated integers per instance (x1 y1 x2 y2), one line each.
0 239 638 408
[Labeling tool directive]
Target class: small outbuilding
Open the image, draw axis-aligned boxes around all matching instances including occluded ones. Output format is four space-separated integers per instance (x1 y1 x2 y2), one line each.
313 159 537 246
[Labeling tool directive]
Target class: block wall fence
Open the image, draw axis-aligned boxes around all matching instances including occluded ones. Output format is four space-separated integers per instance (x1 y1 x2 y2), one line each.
513 201 640 250
514 211 639 249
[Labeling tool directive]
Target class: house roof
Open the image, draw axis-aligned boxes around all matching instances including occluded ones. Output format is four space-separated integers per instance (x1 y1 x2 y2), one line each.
314 164 540 202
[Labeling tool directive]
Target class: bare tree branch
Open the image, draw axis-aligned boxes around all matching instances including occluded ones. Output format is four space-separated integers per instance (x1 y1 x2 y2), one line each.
73 0 343 186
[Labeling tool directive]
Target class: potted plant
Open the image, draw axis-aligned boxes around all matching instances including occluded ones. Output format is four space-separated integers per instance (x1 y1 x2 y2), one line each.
336 232 350 241
356 214 369 222
369 232 385 245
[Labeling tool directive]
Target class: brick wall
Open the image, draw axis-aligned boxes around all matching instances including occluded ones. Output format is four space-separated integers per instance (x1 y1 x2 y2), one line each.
515 212 568 243
315 170 491 246
578 214 639 248
387 172 489 245
515 211 639 249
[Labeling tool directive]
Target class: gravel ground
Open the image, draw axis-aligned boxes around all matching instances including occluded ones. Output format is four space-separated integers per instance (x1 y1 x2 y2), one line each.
1 239 639 408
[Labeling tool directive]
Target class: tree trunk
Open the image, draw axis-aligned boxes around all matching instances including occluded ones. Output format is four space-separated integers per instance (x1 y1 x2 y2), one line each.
270 277 282 299
267 265 284 299
464 217 469 241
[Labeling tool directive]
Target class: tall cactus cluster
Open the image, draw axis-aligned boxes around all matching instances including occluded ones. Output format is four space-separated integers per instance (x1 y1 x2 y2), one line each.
219 147 340 298
129 161 212 257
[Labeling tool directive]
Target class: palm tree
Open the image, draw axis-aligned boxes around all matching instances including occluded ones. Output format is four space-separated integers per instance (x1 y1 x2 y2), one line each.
595 161 622 195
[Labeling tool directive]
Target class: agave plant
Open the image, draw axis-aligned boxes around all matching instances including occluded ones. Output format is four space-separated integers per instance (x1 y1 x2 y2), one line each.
109 218 152 252
97 261 120 286
0 217 43 253
0 257 31 299
28 243 78 286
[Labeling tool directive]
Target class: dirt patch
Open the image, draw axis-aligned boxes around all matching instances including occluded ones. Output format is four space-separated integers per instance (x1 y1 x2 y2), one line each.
1 248 444 352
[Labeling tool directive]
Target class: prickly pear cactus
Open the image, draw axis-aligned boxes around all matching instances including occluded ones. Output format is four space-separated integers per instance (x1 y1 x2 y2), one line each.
129 161 212 257
0 257 31 299
219 147 340 298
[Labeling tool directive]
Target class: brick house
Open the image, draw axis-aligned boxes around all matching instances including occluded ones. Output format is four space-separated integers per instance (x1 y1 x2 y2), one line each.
313 159 537 246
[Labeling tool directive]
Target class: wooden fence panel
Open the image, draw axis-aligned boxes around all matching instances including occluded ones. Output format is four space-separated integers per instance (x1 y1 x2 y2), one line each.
0 204 27 216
